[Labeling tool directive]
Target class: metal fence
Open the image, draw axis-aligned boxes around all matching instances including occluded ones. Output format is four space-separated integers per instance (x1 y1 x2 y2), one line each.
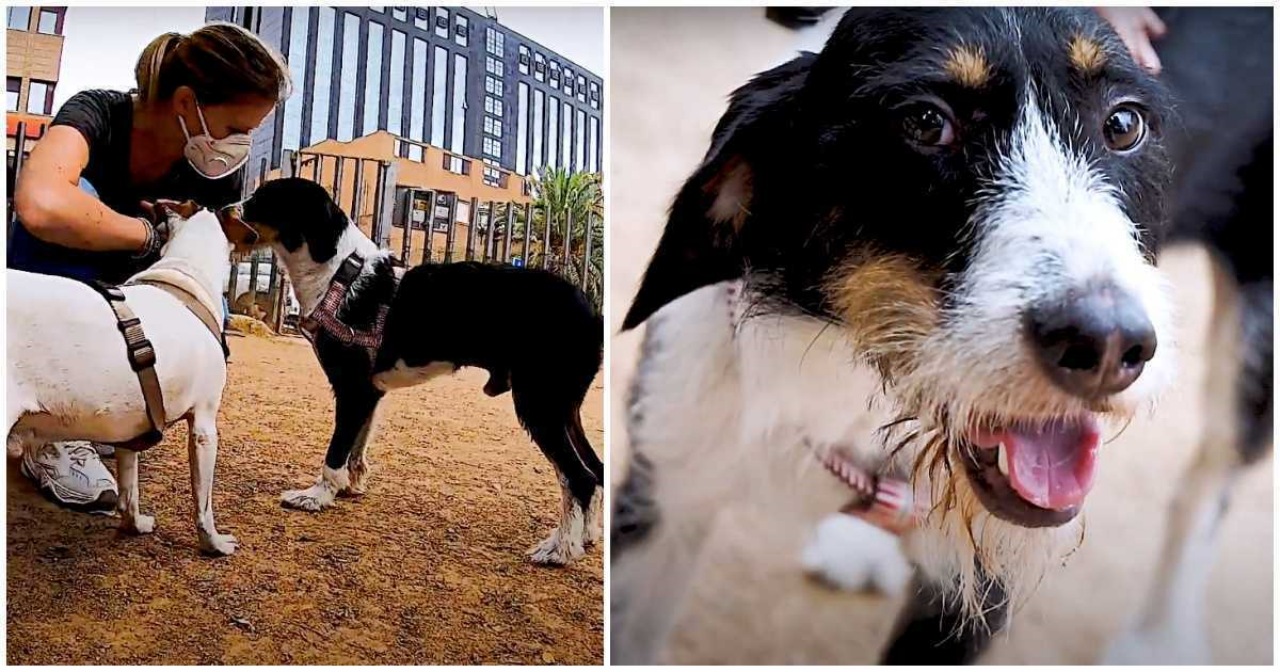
389 188 600 284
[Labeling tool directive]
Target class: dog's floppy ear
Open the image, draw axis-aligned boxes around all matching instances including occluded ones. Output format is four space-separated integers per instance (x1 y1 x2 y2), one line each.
621 55 813 331
299 191 348 262
217 206 260 251
140 198 202 222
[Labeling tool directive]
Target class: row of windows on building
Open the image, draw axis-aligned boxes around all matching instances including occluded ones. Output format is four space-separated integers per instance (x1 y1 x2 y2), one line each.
278 8 472 158
390 137 510 190
6 6 63 35
6 78 55 116
277 7 602 177
510 82 600 175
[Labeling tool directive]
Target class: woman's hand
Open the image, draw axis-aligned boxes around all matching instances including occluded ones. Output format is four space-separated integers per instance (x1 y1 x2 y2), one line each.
135 200 179 259
1096 7 1167 75
14 126 153 253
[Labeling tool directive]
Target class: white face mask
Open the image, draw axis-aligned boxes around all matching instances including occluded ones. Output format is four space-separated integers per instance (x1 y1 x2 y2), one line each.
178 101 252 180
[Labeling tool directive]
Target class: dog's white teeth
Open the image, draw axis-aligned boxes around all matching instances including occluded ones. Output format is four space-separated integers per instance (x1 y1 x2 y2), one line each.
997 443 1010 477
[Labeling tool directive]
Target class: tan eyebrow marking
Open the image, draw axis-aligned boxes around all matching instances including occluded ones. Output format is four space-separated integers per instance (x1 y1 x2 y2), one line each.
1068 34 1106 74
944 43 990 88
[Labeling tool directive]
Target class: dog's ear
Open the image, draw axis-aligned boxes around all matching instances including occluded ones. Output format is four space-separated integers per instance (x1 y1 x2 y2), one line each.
620 55 813 331
217 206 261 251
299 190 348 262
142 199 202 221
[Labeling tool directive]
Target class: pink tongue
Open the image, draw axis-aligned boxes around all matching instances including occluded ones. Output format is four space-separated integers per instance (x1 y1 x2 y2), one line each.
999 419 1101 511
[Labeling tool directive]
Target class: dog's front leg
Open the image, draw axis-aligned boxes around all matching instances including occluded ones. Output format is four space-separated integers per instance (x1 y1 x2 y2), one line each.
188 415 237 555
342 405 381 497
115 448 154 535
282 387 381 511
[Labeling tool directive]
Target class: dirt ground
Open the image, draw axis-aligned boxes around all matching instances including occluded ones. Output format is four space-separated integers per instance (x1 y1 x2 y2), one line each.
610 8 1272 665
7 334 603 665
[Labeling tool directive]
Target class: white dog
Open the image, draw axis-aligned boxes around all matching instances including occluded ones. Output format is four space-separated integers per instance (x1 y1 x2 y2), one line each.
8 205 238 556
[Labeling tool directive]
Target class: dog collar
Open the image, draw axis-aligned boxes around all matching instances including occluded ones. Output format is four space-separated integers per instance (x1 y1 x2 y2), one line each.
818 446 922 535
298 252 390 354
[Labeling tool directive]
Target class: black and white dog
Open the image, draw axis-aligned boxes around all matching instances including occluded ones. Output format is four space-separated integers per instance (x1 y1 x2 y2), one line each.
240 178 603 565
612 7 1270 665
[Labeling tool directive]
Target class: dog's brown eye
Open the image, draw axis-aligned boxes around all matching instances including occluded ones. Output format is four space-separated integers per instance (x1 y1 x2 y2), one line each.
902 104 956 148
1103 105 1146 152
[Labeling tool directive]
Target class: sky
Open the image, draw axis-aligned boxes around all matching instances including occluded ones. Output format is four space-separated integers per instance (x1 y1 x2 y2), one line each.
54 6 604 110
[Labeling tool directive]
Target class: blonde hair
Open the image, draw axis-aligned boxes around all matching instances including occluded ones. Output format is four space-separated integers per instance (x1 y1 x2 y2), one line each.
135 22 291 105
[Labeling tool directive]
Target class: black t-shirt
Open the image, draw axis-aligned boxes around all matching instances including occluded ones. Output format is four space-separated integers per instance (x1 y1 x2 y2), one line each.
9 89 246 282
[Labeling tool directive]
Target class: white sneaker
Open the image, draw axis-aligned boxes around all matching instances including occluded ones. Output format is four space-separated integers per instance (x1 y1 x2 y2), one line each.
21 441 119 511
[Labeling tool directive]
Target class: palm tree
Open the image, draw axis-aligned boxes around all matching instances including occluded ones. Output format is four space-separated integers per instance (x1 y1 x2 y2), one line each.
509 167 604 310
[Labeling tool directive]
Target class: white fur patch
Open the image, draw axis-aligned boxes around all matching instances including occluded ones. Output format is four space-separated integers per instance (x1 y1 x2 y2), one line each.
801 513 913 596
274 224 383 317
371 360 456 392
585 486 604 546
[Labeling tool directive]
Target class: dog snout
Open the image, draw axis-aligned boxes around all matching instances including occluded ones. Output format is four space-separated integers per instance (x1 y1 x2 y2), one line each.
1025 284 1157 399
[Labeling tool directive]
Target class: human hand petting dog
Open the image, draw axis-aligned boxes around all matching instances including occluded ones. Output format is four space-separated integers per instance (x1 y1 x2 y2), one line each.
1096 7 1167 74
135 199 199 259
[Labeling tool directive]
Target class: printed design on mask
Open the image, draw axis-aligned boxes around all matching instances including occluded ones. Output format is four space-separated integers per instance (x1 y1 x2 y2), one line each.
178 101 252 179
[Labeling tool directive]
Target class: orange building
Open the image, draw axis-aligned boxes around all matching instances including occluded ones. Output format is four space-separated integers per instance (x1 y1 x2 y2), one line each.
6 6 65 160
258 130 537 266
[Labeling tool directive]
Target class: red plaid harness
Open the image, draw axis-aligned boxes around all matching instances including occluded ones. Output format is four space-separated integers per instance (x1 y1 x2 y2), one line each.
298 252 394 356
724 279 922 534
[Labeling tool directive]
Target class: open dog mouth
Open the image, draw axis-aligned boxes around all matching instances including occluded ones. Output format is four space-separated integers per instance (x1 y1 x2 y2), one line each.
959 415 1102 527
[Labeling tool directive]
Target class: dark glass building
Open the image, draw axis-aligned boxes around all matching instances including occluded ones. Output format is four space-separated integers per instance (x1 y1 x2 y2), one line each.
205 6 603 178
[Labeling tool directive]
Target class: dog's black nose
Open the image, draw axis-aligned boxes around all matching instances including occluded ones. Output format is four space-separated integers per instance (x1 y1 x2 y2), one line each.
1026 284 1157 399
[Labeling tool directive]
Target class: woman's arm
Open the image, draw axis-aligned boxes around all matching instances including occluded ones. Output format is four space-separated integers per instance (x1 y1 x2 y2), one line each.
13 125 151 252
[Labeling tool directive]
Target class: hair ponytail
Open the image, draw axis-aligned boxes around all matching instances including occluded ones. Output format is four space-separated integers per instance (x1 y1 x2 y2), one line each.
135 32 184 103
134 23 290 106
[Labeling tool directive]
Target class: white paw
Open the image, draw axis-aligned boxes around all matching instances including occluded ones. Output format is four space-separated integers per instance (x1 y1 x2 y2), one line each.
121 514 155 535
281 485 335 511
1102 626 1212 665
199 532 239 556
529 530 585 565
801 513 912 596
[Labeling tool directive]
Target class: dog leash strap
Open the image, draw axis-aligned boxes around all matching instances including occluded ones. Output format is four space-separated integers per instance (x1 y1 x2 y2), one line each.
90 281 166 448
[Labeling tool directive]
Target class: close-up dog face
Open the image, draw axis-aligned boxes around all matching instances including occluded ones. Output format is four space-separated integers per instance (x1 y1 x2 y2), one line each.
626 8 1177 530
240 178 352 262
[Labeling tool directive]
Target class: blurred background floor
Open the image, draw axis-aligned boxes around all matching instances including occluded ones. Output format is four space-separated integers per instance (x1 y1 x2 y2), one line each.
609 7 1272 664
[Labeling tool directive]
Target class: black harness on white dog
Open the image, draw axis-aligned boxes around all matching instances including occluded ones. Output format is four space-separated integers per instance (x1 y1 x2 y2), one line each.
88 278 229 451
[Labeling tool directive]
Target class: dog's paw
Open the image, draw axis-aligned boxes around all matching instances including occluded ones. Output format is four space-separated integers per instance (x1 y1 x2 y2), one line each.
1102 625 1212 665
199 532 239 556
801 513 912 596
529 530 585 566
281 486 334 511
120 514 155 535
